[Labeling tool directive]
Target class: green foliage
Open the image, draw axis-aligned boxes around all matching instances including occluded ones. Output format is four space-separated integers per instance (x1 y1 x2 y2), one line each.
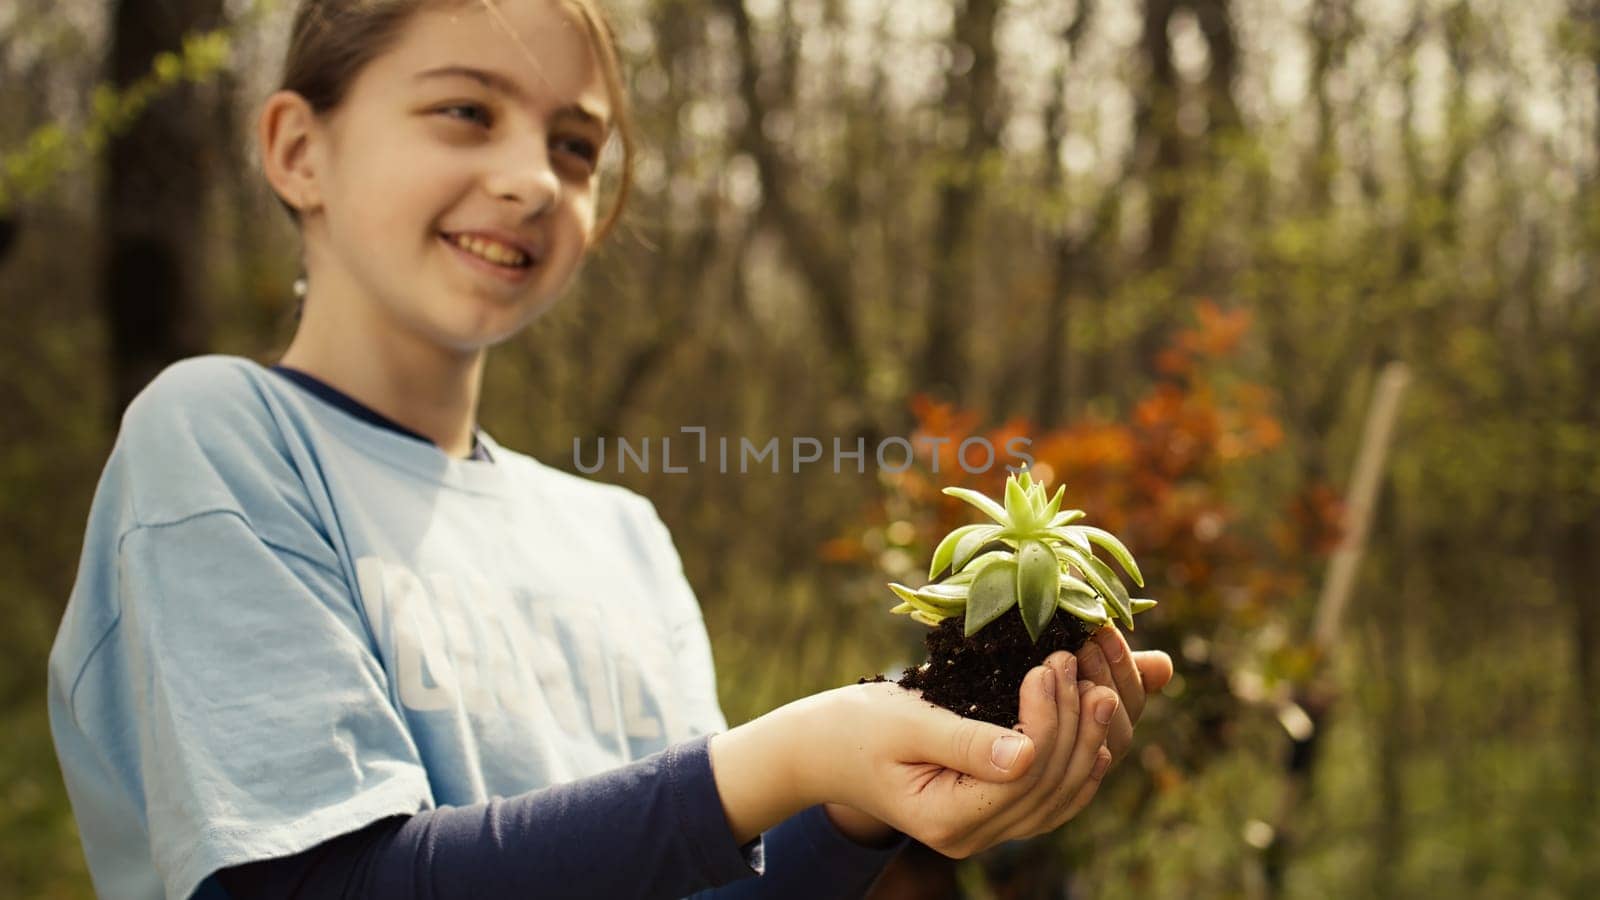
0 1 276 213
0 704 93 900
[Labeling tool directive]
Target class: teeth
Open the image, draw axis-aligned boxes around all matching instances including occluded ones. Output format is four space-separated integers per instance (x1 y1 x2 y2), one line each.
448 233 529 268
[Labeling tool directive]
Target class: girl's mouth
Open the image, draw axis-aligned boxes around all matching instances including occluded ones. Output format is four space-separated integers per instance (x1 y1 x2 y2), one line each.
440 231 535 282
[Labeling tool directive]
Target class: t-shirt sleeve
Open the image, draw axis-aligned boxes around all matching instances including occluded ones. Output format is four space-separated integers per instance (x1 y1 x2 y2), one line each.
627 501 908 896
113 510 432 900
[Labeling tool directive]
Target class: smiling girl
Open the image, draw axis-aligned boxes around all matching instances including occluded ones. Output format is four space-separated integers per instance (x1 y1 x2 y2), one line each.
47 1 1172 898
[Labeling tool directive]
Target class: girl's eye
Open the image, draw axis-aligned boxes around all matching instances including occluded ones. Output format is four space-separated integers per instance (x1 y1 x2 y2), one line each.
438 103 492 128
555 136 599 169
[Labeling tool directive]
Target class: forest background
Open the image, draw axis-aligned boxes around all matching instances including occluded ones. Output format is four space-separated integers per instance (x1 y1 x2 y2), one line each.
2 0 1597 897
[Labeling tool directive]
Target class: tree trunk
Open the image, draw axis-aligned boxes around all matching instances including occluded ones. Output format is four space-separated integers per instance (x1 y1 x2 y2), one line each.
919 0 1002 398
1304 0 1354 207
1565 0 1600 833
721 0 867 403
1034 1 1096 426
102 0 224 418
1190 0 1241 139
1135 0 1183 272
1124 0 1185 384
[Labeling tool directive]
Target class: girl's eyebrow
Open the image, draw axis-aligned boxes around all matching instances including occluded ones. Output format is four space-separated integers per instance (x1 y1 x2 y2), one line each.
413 64 610 130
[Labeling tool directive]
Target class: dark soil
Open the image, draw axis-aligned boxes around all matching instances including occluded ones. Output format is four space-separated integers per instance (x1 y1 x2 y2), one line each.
896 612 1099 727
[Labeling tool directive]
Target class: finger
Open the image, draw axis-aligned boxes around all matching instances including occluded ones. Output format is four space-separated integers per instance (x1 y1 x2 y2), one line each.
1134 650 1175 695
966 654 1088 846
1094 625 1147 723
1048 744 1113 830
1040 684 1116 828
1039 652 1080 787
1025 652 1082 820
1005 653 1079 815
1011 664 1061 786
909 702 1037 783
1078 641 1135 761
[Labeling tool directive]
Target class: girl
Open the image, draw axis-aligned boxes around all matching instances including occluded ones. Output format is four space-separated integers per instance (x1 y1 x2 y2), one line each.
46 1 1174 898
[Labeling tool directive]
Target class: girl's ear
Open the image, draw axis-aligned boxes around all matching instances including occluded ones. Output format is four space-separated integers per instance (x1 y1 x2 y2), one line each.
258 90 325 215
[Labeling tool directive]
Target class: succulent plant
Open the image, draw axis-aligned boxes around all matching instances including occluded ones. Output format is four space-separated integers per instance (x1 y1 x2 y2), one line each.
889 469 1157 641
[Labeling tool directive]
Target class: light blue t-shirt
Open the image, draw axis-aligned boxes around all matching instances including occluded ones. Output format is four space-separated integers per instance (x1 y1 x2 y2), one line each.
47 356 728 900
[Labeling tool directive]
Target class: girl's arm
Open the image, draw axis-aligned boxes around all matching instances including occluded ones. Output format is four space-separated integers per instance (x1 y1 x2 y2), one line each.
217 734 898 900
215 668 1118 900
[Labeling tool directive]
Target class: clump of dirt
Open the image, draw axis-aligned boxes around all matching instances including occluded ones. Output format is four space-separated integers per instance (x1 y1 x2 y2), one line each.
896 613 1098 727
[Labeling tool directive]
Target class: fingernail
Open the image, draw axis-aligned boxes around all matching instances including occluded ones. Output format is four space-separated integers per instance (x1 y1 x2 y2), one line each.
1095 697 1118 725
1030 662 1056 698
1100 631 1124 663
991 735 1025 771
1091 750 1112 780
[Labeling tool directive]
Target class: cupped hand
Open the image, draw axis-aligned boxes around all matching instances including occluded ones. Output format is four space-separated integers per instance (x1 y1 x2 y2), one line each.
800 656 1120 859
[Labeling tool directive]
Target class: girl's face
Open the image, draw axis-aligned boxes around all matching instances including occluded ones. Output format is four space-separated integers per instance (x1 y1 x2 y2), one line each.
304 0 611 354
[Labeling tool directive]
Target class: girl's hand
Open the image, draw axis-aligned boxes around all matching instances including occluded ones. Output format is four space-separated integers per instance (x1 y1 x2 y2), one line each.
784 650 1113 851
821 635 1175 848
1075 626 1175 764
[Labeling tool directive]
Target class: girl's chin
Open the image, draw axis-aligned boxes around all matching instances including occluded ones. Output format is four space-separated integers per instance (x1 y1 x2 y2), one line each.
418 303 544 354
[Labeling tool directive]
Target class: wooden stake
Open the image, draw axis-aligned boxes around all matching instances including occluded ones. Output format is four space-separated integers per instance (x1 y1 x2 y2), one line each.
1313 361 1412 652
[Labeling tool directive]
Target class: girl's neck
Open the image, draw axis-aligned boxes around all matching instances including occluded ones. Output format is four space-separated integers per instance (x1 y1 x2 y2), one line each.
278 287 486 460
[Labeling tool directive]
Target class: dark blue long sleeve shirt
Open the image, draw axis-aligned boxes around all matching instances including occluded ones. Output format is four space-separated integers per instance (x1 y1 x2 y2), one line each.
216 735 904 899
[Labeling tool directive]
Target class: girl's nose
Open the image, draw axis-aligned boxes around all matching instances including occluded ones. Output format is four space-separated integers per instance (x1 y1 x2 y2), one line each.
484 143 560 217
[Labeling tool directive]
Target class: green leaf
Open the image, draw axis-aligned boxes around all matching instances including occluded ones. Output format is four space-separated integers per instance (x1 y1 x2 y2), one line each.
1069 526 1145 587
929 524 990 579
942 486 1011 526
890 582 965 616
1016 539 1059 642
953 549 1017 585
918 583 969 599
1130 598 1158 614
1058 572 1097 596
964 559 1018 636
1004 476 1036 532
1047 509 1087 528
909 610 943 626
944 567 978 586
963 548 1016 569
1051 527 1092 553
1029 485 1050 523
915 583 971 611
1063 548 1134 629
1051 542 1086 574
153 52 183 83
889 582 953 616
1041 484 1065 524
1016 468 1033 493
889 582 919 605
1057 588 1110 624
950 526 1004 573
890 602 915 614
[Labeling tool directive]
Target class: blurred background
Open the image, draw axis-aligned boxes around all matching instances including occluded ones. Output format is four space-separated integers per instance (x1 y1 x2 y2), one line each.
2 0 1597 896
